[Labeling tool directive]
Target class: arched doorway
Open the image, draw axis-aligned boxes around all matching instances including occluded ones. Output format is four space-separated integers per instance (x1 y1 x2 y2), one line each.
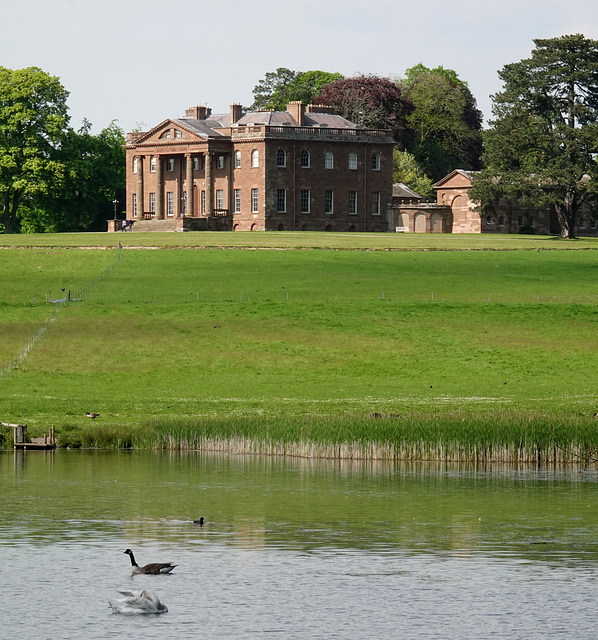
414 213 426 233
397 213 409 232
430 213 443 233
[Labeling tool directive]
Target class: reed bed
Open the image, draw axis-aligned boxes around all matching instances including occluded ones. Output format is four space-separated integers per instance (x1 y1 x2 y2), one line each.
47 410 598 464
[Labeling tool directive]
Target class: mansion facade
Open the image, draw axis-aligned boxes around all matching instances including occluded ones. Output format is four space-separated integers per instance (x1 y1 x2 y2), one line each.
123 102 394 232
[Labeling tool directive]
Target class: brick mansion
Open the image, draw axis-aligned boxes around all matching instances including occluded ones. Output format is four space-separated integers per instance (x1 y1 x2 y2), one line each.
124 102 394 232
123 102 596 235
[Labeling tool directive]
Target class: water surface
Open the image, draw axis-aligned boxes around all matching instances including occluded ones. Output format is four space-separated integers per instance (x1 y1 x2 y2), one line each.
1 450 597 638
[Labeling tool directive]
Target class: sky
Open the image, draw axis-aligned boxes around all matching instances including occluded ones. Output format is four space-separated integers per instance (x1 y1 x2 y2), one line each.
2 0 597 135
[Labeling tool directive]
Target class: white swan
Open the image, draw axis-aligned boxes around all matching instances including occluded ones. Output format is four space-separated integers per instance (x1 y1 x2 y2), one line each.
109 590 168 615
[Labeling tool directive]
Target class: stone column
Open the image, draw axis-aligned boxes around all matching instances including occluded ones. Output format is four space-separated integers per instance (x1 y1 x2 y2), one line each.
185 153 194 217
205 152 214 217
136 155 144 219
155 155 164 219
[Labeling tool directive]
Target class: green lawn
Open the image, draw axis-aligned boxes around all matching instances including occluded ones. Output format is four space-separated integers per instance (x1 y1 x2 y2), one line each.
1 233 598 458
1 229 598 250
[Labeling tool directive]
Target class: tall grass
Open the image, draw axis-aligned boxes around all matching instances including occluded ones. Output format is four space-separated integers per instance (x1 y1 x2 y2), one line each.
48 411 598 464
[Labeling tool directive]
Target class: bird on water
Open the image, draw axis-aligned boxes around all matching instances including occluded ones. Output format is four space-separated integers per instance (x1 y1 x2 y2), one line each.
109 590 168 614
124 548 177 575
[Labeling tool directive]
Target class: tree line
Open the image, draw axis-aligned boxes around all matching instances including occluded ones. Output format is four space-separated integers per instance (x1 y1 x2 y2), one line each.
0 66 125 234
249 35 598 238
249 66 483 198
2 34 597 236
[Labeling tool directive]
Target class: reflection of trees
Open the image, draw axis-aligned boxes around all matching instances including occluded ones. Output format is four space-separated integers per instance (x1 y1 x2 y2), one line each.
3 451 598 566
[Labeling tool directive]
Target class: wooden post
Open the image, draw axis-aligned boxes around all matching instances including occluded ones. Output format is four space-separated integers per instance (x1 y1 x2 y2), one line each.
10 424 27 445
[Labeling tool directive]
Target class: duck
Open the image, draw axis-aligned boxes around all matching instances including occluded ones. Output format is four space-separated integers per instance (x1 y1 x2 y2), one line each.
124 548 177 575
193 517 205 526
109 590 168 614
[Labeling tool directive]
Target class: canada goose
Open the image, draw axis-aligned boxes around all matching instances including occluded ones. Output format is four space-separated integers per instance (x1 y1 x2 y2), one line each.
86 412 100 419
124 548 177 575
109 590 168 614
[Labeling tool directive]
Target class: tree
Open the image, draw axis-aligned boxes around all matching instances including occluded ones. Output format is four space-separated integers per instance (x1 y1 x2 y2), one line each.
401 65 483 181
470 35 598 238
392 149 435 200
33 119 126 232
249 68 343 111
0 67 70 233
249 67 298 111
313 75 413 145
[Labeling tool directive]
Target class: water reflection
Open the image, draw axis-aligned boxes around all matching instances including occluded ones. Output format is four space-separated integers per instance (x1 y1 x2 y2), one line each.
1 449 597 563
2 450 597 639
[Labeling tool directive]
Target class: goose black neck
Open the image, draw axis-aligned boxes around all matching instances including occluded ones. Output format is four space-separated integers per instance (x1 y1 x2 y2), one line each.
126 551 139 567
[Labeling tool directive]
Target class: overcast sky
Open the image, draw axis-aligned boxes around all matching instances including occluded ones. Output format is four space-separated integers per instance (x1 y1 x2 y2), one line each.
2 0 597 134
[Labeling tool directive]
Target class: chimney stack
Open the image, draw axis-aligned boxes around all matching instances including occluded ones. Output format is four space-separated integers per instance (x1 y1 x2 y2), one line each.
230 103 243 124
306 104 336 115
287 101 305 126
185 105 211 120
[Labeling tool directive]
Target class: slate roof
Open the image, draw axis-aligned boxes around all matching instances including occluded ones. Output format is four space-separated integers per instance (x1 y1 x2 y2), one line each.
182 110 359 130
173 118 226 138
392 183 422 200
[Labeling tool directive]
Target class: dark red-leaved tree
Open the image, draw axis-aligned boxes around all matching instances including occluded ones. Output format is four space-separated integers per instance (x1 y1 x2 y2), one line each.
313 75 413 146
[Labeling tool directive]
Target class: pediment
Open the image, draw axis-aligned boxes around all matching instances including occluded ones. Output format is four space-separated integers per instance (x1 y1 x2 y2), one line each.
434 169 475 189
128 119 210 146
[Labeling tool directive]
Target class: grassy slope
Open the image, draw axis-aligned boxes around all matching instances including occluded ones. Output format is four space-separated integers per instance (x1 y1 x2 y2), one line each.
1 234 597 445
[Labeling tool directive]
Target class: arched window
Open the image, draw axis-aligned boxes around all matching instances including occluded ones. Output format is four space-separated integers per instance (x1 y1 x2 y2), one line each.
486 215 494 225
251 149 259 167
324 151 334 169
498 215 504 226
348 152 357 170
234 150 241 168
277 149 286 167
300 150 310 168
371 153 381 170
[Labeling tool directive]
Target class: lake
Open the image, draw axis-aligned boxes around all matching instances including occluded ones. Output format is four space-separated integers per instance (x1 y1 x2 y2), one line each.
1 449 597 639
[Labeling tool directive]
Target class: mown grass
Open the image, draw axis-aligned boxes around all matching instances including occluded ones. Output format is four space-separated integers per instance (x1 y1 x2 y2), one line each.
1 233 598 461
1 229 598 250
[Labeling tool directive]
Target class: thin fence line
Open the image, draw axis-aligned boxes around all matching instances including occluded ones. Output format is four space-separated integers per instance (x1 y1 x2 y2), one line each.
0 245 122 378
